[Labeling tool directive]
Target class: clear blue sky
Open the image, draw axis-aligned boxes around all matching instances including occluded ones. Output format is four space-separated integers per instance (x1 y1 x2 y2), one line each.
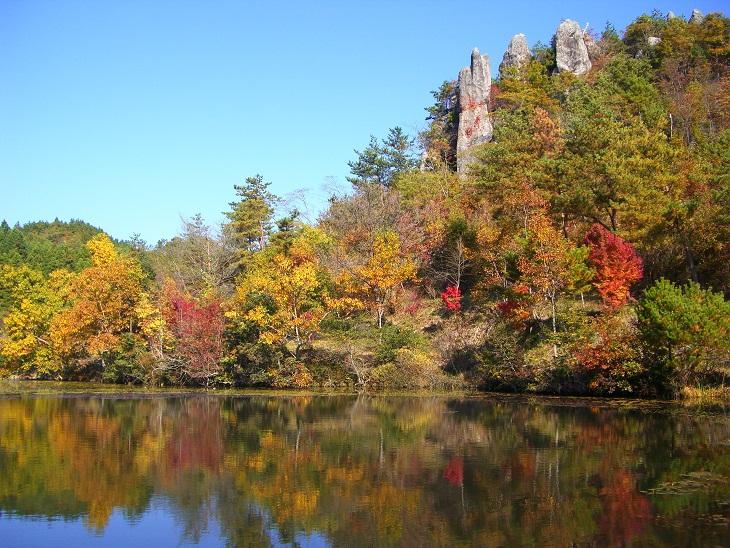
1 1 725 244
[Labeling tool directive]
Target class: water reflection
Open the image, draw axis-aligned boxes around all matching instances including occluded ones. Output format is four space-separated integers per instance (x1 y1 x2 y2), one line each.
0 394 728 546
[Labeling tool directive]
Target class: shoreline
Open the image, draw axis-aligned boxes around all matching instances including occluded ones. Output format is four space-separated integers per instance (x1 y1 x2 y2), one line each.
2 378 728 408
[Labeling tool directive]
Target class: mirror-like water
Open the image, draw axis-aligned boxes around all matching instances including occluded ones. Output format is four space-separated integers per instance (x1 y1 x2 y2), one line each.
0 388 728 546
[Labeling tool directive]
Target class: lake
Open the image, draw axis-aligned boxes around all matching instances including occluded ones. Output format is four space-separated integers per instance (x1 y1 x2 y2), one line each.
0 386 728 546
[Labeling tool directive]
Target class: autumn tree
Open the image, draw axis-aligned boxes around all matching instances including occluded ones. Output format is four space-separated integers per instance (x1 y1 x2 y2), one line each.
584 224 643 308
0 265 73 377
228 228 331 359
441 285 462 312
430 216 476 292
320 176 431 279
152 214 236 300
50 234 148 369
160 280 224 386
342 231 417 329
517 214 573 344
471 107 563 223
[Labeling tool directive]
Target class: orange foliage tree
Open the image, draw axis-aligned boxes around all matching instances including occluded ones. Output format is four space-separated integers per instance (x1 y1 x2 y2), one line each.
584 224 643 308
51 234 147 368
340 231 417 328
517 213 573 336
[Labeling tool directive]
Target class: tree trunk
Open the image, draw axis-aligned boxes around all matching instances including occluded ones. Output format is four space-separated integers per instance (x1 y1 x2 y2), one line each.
550 294 557 334
551 294 558 358
682 237 699 283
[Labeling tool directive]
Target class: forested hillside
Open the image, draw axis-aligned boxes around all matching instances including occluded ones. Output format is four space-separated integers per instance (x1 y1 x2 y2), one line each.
2 10 729 397
0 219 101 274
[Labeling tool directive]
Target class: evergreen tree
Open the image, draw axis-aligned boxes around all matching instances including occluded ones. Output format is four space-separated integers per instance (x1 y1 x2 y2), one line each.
347 127 418 189
224 175 278 256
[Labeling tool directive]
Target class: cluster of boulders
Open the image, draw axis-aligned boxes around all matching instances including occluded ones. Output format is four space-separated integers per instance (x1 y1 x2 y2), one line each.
450 9 704 172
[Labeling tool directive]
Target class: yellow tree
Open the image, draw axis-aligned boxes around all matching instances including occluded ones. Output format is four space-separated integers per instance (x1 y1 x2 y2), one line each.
344 231 417 329
517 213 573 355
228 228 330 359
50 234 147 368
0 265 74 377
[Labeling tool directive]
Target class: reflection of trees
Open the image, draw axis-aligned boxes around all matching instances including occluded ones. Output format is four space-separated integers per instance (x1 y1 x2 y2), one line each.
0 398 153 531
0 395 729 545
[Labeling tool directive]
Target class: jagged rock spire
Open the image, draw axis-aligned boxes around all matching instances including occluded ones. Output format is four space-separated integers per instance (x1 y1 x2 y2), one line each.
689 9 704 24
555 19 592 75
456 48 493 173
499 34 531 76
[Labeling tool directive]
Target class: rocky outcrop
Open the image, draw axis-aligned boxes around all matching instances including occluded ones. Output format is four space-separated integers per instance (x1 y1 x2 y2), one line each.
668 11 676 20
555 20 592 75
647 36 662 46
499 34 531 75
456 48 492 173
689 9 704 24
583 32 601 60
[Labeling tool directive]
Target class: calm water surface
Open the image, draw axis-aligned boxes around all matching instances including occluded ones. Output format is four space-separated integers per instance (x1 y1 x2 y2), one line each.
0 387 729 546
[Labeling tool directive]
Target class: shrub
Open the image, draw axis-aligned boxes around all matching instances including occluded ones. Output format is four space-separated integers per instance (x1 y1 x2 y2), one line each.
268 359 314 388
441 285 462 312
637 279 730 392
368 348 453 389
319 314 356 333
474 321 528 391
375 325 425 364
100 333 159 385
573 314 645 395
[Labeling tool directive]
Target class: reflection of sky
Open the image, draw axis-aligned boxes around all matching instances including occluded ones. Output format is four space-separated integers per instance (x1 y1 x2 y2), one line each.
268 524 330 548
0 499 331 547
251 502 331 548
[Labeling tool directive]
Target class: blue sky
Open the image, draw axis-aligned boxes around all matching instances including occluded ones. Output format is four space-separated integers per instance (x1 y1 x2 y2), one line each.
1 1 726 244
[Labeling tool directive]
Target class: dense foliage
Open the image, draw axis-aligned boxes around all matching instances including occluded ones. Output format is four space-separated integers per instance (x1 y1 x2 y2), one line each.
2 10 729 397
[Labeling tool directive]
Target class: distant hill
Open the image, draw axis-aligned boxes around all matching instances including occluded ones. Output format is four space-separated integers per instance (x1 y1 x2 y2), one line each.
0 219 106 275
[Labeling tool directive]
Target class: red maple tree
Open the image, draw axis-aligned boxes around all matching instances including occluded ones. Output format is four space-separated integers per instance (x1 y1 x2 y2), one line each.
441 284 462 312
584 224 643 308
444 457 464 486
162 282 224 385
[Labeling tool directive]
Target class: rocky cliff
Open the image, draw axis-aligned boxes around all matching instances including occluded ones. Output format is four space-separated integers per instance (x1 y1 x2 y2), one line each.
555 19 592 75
499 34 531 76
456 48 493 173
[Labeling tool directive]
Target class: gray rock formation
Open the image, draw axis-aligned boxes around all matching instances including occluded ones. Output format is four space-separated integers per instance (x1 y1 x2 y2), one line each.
583 32 601 60
419 149 429 172
668 11 676 20
689 9 704 24
456 48 493 173
647 36 662 46
555 19 592 75
499 34 531 75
